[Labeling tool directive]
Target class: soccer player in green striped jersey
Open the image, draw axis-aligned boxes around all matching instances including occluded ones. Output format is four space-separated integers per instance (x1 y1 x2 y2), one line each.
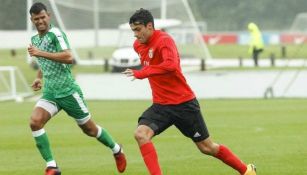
27 2 126 175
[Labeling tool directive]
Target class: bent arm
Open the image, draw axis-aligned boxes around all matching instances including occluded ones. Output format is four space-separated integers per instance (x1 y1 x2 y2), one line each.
28 44 74 64
133 39 178 79
37 50 73 64
133 51 177 79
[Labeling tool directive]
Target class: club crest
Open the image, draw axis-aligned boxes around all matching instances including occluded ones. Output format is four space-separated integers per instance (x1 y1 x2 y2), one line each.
148 48 154 59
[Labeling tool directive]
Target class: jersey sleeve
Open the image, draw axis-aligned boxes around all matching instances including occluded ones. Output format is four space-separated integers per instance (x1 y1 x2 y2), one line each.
133 37 178 79
30 36 34 45
51 29 71 51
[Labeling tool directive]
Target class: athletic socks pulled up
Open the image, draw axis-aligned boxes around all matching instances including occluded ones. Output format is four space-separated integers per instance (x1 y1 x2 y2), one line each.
32 128 57 167
214 145 247 175
140 142 162 175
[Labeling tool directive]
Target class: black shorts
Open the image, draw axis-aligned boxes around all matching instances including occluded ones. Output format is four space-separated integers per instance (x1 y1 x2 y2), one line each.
138 98 209 142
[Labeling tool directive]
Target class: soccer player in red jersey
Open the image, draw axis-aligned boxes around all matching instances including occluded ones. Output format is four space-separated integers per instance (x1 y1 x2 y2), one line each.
122 8 256 175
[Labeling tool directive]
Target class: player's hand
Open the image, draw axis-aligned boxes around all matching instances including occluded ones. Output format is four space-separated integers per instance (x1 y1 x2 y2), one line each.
31 78 42 91
122 69 136 81
28 44 40 57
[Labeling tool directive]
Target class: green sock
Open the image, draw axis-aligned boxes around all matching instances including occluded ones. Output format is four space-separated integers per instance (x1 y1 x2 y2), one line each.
33 129 54 162
96 126 115 149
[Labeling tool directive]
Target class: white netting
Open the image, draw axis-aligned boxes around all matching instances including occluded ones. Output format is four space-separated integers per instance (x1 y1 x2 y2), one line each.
54 0 191 28
0 66 33 101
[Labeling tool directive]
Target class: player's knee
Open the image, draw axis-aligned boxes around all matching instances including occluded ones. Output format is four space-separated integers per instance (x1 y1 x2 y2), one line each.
134 129 149 142
29 117 44 130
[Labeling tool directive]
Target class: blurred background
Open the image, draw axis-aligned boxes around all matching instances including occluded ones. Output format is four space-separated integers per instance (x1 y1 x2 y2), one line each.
1 0 307 100
0 1 307 175
2 0 307 31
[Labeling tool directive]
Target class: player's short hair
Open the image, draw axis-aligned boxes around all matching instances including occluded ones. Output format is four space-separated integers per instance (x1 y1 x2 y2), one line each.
29 2 48 15
129 8 154 28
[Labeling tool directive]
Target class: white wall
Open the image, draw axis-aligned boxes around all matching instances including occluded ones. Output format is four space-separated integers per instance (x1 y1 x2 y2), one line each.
0 29 120 49
0 31 30 49
76 70 307 100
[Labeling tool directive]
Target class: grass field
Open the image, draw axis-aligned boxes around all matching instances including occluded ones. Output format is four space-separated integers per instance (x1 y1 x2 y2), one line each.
0 45 307 174
1 99 306 175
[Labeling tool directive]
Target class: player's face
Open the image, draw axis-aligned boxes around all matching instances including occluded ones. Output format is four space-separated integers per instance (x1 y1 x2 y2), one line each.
130 22 154 44
31 10 50 34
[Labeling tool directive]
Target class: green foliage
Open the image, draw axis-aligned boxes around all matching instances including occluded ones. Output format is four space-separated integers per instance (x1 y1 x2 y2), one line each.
76 46 117 59
192 0 307 31
0 0 27 30
2 0 307 30
0 99 306 174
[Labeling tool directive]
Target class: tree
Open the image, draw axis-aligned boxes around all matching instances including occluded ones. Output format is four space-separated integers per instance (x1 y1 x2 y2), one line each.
0 0 26 30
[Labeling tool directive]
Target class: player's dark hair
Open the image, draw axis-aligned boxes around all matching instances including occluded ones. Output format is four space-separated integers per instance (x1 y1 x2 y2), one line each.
29 2 47 15
129 8 154 28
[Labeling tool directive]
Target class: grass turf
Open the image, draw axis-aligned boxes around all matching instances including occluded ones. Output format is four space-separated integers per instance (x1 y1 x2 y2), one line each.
0 99 306 175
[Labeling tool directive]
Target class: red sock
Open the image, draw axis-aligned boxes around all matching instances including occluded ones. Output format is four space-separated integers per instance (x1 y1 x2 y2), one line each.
214 145 247 175
140 142 162 175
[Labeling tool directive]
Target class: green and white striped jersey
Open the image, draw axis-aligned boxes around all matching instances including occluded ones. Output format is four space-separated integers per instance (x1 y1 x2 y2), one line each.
31 25 79 98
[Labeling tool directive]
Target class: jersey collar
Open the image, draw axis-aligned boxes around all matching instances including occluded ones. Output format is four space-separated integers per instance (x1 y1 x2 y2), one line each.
146 30 160 45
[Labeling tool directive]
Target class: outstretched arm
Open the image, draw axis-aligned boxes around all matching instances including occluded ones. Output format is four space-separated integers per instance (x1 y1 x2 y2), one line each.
122 69 136 81
28 44 74 64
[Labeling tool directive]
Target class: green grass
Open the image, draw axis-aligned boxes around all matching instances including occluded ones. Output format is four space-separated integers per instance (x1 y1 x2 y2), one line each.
2 44 307 62
76 46 117 59
179 44 307 59
0 99 306 175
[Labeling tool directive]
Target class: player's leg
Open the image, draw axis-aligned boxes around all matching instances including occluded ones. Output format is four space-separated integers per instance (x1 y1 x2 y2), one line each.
78 119 126 173
30 99 61 174
59 91 126 172
58 91 117 148
173 99 255 175
252 48 258 67
195 138 250 175
78 119 115 148
135 125 160 175
196 139 256 175
135 104 173 175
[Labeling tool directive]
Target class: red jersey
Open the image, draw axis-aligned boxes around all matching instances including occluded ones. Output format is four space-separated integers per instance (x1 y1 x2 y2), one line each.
133 30 195 105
